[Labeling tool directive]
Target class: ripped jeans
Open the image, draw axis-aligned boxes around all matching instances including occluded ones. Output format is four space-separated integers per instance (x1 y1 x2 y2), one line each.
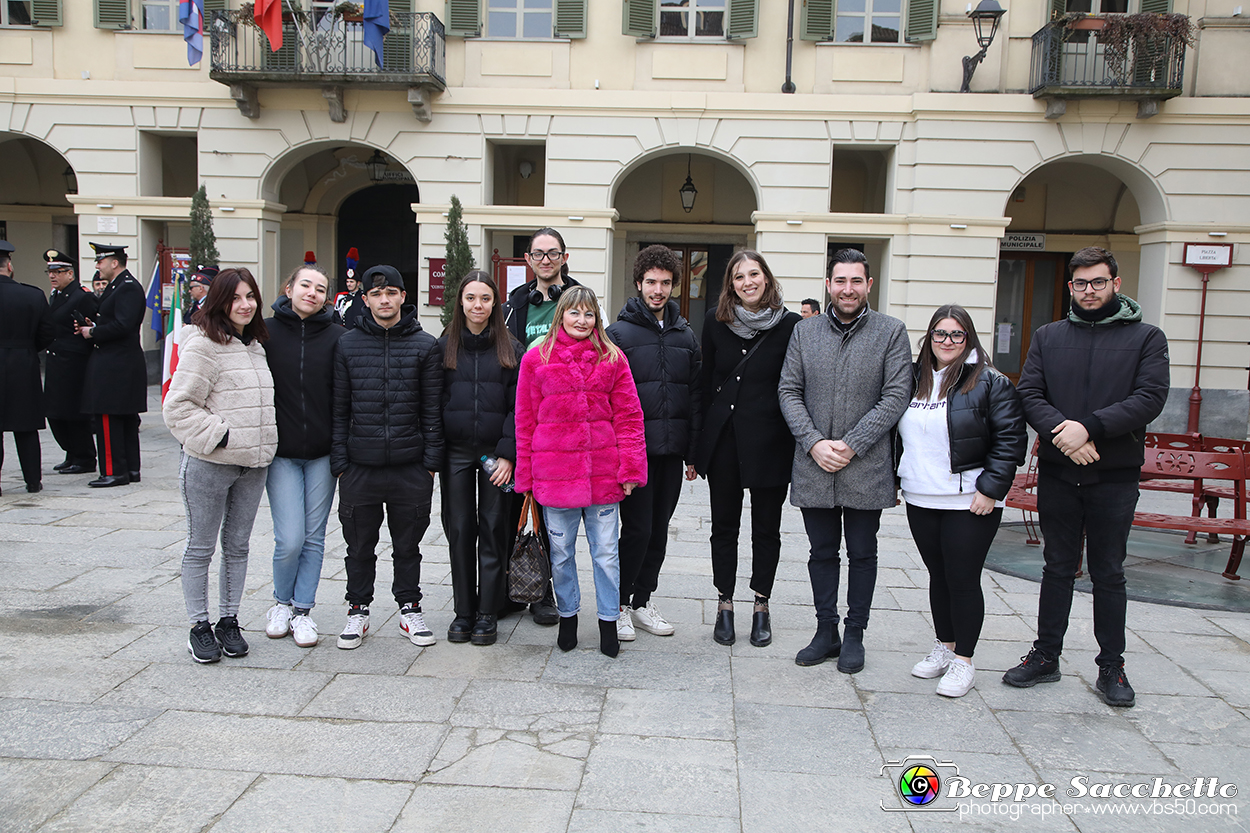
543 503 621 622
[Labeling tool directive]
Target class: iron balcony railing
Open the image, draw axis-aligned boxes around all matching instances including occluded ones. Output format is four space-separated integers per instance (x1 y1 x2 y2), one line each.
210 10 445 88
1029 17 1185 97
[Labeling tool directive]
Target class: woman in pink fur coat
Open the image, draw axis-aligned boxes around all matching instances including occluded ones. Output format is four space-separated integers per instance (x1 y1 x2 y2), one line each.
515 285 647 657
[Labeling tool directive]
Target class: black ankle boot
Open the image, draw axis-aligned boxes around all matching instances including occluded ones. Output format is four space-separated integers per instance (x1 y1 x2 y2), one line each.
795 620 841 667
838 625 865 673
598 618 620 658
471 614 497 646
713 602 735 646
557 615 578 652
447 616 473 643
750 598 772 647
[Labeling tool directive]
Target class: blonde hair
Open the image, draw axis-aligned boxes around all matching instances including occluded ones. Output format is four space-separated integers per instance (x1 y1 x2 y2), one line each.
538 285 620 364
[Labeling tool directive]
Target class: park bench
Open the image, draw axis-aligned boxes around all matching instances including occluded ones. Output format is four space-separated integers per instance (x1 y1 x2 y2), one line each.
1005 441 1249 581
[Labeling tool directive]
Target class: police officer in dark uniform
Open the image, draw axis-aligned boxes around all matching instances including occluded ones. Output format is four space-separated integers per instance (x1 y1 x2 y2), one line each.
0 240 54 494
44 249 100 475
186 265 218 321
78 242 147 488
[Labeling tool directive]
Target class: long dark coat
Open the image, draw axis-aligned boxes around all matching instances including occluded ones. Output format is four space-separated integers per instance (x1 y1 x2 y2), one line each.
0 275 54 431
82 269 149 415
694 309 801 488
44 282 99 420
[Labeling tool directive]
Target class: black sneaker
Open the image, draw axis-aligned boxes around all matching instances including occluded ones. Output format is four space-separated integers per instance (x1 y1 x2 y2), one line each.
1002 648 1060 687
1096 664 1136 707
188 621 222 664
214 616 250 657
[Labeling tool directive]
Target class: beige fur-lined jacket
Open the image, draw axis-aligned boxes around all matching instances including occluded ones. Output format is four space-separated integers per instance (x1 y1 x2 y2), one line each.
162 326 277 469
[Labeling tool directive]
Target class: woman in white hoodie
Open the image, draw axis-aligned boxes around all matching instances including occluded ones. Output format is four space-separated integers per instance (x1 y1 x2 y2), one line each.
896 304 1026 697
164 267 277 664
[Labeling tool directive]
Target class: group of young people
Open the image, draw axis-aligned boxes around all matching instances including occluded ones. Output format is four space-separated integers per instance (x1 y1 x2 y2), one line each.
160 233 1169 708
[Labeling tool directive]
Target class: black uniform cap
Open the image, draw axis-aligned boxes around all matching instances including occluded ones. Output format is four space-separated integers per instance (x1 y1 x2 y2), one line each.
0 240 14 255
44 249 75 270
89 242 128 261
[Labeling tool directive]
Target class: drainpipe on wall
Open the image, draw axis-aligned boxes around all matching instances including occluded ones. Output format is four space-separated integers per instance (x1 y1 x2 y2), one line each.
782 0 797 93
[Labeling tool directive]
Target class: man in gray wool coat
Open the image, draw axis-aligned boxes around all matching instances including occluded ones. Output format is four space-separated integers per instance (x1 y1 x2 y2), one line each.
779 248 912 673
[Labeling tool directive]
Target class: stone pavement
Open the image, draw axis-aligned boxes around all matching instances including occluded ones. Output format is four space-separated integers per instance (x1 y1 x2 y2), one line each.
1 389 1249 832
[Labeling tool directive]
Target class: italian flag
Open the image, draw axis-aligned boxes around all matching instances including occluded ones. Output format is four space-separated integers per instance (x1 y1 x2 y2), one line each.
161 276 184 403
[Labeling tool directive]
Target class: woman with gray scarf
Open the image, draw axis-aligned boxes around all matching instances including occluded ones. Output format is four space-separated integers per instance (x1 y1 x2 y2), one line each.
693 251 800 648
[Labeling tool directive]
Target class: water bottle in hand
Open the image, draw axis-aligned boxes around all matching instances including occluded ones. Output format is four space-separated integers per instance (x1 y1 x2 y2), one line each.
480 455 514 492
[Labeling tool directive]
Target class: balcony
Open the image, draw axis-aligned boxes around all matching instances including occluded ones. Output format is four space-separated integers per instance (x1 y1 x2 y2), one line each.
1029 15 1189 120
209 10 446 122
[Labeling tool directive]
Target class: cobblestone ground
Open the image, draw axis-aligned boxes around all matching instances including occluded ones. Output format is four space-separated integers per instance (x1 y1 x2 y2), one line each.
1 390 1248 832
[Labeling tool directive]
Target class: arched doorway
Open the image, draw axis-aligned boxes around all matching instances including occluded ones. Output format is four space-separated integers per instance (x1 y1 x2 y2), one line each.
0 133 78 293
263 143 418 297
995 158 1150 382
612 152 758 337
337 184 422 297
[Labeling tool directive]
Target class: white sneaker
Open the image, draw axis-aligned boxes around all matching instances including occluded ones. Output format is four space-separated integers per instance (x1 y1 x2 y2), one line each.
337 608 369 650
936 657 976 698
911 640 955 679
399 605 436 647
632 600 675 636
291 613 319 648
265 603 293 638
617 607 636 641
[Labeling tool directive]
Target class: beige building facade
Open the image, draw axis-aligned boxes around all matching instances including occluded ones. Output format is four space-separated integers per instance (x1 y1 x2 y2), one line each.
1 0 1247 399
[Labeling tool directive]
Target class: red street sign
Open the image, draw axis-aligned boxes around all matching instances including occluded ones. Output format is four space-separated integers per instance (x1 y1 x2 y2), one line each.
428 257 446 306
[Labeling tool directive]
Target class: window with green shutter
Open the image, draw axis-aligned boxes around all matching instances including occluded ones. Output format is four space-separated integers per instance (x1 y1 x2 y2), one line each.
622 0 656 38
31 0 63 26
800 0 834 40
203 0 226 22
726 0 758 39
554 0 587 38
95 0 132 29
383 0 413 70
1139 0 1172 14
906 0 938 41
446 0 482 37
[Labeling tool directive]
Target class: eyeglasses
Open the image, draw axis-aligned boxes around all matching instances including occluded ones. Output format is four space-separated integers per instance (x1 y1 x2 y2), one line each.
1071 277 1110 291
528 250 564 262
931 329 967 344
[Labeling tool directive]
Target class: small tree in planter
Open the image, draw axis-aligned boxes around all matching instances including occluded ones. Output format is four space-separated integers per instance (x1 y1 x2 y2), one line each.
190 184 220 273
441 194 475 329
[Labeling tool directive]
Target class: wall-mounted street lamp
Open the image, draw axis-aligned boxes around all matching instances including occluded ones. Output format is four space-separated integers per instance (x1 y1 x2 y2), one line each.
679 154 698 213
63 166 78 195
960 0 1006 93
366 150 389 182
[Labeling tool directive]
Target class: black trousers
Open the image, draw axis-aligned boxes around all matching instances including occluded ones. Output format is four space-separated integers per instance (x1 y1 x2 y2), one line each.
48 418 96 467
906 503 1004 657
801 506 882 630
619 454 684 608
340 475 433 608
441 443 509 618
1035 472 1138 667
94 413 140 477
707 430 787 600
1 431 41 487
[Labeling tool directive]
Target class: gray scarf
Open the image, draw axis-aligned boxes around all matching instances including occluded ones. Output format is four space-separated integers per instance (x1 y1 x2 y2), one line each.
728 303 788 339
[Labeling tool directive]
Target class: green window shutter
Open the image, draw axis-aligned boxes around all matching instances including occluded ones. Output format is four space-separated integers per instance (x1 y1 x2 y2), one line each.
445 0 481 37
1049 0 1066 20
95 0 131 29
554 0 587 38
1139 0 1171 13
383 0 414 69
31 0 63 26
622 0 656 38
799 0 835 41
726 0 758 39
905 0 937 42
203 0 226 16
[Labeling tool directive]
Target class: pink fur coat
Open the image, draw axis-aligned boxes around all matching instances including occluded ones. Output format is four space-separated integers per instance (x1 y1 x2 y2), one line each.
515 329 648 508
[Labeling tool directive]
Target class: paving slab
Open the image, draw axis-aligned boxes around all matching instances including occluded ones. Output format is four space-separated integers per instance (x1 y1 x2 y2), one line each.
209 773 413 833
391 785 573 833
0 758 114 833
578 734 739 818
0 700 160 760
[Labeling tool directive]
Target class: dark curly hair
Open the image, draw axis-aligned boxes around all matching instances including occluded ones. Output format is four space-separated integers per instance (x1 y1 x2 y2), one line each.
632 244 683 289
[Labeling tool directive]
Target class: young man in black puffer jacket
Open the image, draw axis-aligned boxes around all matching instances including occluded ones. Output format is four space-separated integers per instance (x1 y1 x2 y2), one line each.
331 265 444 651
606 245 703 641
1004 247 1169 708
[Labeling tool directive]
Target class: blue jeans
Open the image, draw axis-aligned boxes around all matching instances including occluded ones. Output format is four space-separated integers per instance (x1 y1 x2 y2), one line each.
266 455 336 610
544 504 621 622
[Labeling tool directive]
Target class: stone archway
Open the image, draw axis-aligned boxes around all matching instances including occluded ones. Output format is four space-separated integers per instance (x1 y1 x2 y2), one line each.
0 133 79 292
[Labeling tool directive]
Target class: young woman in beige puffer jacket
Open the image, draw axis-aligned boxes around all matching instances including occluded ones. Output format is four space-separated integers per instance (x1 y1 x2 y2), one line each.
163 267 277 664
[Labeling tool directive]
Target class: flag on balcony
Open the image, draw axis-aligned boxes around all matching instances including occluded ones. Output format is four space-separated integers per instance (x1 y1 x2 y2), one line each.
178 0 204 66
363 0 390 69
255 0 284 52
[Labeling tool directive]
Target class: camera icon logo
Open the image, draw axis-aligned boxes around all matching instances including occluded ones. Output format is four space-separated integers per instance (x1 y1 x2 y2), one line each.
881 756 960 812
